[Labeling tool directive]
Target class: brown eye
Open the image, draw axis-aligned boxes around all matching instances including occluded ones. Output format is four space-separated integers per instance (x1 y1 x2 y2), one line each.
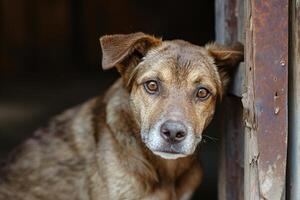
144 80 159 94
196 87 210 99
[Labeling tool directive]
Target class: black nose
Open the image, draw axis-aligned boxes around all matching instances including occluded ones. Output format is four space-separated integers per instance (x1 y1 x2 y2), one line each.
160 120 187 143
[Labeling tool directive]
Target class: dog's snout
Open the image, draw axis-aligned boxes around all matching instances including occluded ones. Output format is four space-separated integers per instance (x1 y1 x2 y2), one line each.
160 120 187 143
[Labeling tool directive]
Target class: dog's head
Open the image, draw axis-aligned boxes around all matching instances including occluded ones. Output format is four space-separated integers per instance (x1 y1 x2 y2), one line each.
100 32 243 159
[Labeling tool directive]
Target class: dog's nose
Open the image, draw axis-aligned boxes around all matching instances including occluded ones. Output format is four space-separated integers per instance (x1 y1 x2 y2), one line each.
160 120 187 143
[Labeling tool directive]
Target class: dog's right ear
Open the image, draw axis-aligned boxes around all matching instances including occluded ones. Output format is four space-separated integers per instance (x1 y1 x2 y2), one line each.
100 32 161 73
205 42 244 98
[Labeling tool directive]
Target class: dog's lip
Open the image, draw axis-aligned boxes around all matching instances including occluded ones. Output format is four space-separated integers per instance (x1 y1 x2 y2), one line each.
152 151 187 159
157 150 181 154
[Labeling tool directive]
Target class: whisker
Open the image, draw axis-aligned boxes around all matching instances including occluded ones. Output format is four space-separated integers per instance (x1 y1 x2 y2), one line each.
202 134 219 142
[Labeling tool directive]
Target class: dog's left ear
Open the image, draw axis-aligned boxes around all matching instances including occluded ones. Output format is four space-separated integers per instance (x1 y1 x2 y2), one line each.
205 42 244 94
205 42 244 68
100 32 161 71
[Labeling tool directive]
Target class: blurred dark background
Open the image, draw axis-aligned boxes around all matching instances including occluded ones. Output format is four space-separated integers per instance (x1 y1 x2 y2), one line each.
0 0 218 199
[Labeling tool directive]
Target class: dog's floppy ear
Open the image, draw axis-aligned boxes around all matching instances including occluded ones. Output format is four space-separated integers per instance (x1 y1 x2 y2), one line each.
100 32 161 71
206 42 244 94
205 42 243 68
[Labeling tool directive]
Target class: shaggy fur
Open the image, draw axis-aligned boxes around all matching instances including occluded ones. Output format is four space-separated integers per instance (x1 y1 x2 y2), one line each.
0 32 243 200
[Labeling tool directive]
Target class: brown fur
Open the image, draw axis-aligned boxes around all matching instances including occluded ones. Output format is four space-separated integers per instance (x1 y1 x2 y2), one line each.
0 32 243 200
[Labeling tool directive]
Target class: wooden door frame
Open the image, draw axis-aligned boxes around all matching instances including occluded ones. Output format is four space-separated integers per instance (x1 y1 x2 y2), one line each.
288 0 300 199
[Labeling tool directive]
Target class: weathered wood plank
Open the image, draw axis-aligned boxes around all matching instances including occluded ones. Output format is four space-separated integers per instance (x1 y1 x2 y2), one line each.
215 0 238 45
215 0 245 199
228 62 245 97
288 0 300 199
227 0 245 98
243 0 288 199
223 98 244 200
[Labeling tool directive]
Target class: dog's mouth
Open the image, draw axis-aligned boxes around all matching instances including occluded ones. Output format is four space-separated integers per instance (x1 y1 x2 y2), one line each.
141 122 198 160
152 150 187 160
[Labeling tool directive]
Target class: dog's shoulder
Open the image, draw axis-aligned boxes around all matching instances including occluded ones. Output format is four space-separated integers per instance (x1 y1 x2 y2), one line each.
3 96 105 165
0 96 107 199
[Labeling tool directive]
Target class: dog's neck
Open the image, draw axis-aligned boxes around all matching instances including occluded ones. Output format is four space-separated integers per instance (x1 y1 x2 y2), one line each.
103 79 197 190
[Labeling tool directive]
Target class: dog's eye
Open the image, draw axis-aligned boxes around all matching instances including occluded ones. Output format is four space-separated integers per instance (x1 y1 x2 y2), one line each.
196 87 210 99
144 80 159 94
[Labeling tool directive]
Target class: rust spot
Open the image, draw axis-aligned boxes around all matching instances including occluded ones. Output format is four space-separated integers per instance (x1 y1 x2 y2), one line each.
274 107 280 115
280 60 285 67
274 92 280 115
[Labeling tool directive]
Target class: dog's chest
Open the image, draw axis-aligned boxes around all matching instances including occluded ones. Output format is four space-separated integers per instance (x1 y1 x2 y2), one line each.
101 168 176 200
96 130 178 200
95 130 143 199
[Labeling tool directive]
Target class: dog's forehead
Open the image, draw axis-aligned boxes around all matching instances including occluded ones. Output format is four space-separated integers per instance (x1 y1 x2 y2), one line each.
139 40 221 90
147 40 213 64
142 40 218 75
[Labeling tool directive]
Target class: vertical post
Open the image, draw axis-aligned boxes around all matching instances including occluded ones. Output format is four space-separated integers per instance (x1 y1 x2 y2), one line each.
244 0 288 199
215 0 244 199
288 0 300 199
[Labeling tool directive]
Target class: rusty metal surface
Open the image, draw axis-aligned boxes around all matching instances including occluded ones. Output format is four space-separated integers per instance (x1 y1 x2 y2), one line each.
244 0 288 199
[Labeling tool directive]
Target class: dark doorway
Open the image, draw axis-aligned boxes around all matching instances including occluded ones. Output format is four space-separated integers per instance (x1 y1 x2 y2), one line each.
0 1 217 199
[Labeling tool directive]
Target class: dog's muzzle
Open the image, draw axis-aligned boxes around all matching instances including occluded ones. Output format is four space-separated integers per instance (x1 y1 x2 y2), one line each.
142 119 199 160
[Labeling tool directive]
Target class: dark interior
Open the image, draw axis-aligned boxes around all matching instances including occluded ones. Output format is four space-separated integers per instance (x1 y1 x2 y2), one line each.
0 0 219 199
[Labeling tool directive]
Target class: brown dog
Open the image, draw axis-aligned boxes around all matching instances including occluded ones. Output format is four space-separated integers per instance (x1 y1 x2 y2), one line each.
0 32 243 200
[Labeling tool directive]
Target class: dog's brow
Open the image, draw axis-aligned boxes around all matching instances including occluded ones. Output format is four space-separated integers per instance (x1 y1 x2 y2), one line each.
192 76 203 84
189 68 209 82
189 73 217 93
137 70 163 84
137 60 174 83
